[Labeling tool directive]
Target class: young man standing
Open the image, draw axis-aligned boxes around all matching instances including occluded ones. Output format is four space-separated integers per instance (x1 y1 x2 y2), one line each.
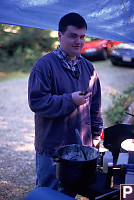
28 12 103 196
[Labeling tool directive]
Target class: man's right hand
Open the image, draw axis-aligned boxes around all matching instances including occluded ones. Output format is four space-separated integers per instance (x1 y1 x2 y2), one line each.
72 91 91 106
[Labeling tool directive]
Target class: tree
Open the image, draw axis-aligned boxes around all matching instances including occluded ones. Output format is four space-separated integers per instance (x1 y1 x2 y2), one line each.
0 24 58 72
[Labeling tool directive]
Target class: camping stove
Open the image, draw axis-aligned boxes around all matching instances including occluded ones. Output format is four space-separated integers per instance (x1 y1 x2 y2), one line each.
74 124 134 200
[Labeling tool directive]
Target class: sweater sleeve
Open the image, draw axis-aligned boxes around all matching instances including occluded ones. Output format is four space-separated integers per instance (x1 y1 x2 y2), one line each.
90 69 103 139
28 67 77 118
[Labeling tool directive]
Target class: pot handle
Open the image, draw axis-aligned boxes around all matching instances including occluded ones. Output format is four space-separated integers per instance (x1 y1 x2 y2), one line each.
52 155 61 162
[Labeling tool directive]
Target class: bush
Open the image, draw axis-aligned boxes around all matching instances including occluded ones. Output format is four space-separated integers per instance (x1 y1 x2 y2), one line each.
0 25 58 73
104 83 134 125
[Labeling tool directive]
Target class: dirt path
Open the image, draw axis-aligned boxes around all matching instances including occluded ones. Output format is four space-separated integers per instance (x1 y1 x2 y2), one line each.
0 77 36 200
0 60 134 199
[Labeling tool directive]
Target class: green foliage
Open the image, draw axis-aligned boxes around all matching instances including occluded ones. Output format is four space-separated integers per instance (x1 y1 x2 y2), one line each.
104 83 134 125
0 24 58 73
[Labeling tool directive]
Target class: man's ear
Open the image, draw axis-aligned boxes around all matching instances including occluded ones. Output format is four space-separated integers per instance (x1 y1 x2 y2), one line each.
58 31 62 41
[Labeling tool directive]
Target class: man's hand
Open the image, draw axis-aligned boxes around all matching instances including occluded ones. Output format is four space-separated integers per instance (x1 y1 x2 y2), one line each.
72 91 91 106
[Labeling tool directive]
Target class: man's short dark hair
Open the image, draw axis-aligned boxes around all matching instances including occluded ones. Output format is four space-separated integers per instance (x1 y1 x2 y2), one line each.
59 13 87 33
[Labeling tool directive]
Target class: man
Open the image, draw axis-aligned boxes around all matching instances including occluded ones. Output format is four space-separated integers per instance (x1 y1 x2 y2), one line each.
28 12 103 195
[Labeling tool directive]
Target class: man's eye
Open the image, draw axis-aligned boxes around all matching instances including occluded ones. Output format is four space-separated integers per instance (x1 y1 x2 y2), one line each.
71 35 77 38
80 36 85 39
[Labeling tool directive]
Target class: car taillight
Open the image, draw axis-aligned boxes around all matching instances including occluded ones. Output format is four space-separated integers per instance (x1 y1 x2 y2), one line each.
100 129 104 140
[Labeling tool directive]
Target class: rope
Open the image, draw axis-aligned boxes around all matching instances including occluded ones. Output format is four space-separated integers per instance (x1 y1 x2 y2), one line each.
122 0 134 31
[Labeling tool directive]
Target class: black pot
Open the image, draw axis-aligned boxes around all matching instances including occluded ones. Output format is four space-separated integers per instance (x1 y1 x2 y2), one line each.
53 144 99 190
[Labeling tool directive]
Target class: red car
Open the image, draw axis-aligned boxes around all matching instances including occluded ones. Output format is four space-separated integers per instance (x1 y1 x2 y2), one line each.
81 39 121 60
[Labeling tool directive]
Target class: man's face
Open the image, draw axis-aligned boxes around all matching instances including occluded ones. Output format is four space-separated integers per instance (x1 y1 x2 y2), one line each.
58 25 86 60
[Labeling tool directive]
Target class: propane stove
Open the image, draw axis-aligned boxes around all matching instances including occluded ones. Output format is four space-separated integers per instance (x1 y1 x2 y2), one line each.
77 124 134 200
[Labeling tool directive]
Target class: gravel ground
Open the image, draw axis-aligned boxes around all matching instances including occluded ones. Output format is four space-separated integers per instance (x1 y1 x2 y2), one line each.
0 77 36 199
0 59 134 200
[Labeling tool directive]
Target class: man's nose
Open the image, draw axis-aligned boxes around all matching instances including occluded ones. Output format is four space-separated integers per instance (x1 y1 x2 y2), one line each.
75 37 81 43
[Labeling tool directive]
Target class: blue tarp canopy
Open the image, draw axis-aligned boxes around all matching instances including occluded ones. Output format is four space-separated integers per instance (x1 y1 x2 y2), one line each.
0 0 134 43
